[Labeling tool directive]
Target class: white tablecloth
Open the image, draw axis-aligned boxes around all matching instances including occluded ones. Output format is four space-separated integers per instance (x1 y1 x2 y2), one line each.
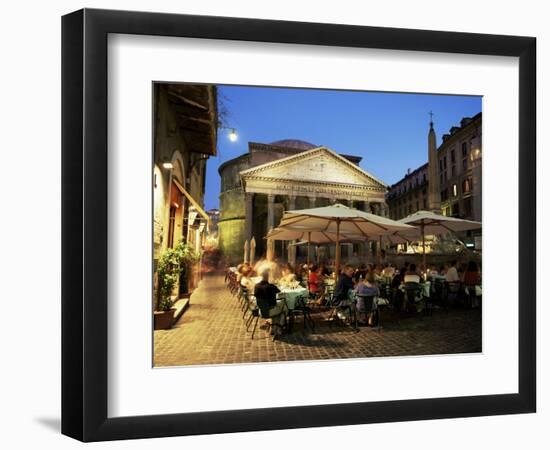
277 287 308 310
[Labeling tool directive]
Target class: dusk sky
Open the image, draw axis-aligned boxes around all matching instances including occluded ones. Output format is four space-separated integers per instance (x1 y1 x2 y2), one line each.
204 85 482 210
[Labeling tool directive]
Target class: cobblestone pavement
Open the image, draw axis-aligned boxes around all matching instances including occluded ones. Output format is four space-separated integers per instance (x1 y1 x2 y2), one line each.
154 273 481 367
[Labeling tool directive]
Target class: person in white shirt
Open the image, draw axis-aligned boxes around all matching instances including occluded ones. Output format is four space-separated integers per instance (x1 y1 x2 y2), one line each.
239 265 255 291
445 260 460 282
403 263 422 284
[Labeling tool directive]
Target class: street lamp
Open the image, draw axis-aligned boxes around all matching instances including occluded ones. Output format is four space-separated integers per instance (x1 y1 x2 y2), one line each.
228 128 238 142
219 125 238 142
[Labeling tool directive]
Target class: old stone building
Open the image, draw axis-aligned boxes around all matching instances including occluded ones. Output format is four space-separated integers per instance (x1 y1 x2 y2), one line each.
153 83 218 298
386 164 429 220
218 139 389 264
387 113 482 224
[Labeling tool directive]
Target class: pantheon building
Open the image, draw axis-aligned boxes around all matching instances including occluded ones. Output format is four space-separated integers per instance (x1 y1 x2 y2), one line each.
218 139 389 265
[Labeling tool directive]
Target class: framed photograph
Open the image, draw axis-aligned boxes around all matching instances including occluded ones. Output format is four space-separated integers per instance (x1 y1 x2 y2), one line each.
62 8 536 442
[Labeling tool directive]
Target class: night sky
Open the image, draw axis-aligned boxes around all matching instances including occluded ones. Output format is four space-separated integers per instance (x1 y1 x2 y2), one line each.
204 85 482 210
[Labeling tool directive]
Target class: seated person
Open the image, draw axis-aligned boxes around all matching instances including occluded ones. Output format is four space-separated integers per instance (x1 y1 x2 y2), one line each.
281 262 294 277
381 263 395 279
462 261 481 286
308 265 326 304
373 265 384 282
238 265 255 291
354 264 368 283
391 270 403 288
445 260 460 282
298 264 310 285
333 265 355 306
254 270 288 336
428 265 439 277
355 272 380 325
319 264 331 277
403 263 422 284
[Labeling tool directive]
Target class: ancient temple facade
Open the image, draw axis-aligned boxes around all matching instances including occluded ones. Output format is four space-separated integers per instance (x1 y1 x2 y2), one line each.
218 140 388 264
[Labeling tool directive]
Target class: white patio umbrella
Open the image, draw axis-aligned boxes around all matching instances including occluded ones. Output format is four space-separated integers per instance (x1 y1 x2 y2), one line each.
399 210 482 269
250 237 256 266
277 203 417 278
243 239 249 264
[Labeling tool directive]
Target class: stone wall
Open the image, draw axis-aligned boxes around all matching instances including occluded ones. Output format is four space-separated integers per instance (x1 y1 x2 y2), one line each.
218 188 246 265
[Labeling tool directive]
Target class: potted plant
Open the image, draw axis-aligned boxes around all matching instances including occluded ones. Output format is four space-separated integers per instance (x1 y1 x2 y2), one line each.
154 247 180 330
174 240 200 296
154 241 200 330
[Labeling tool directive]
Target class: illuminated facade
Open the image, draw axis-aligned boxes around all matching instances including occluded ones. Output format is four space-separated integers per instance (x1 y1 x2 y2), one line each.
387 113 482 223
218 140 389 265
153 83 218 302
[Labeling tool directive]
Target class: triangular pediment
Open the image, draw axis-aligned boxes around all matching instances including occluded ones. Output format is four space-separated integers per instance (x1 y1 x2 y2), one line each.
240 147 387 190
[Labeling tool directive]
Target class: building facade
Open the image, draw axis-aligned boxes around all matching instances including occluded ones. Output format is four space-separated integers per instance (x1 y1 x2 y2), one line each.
218 140 389 265
387 113 482 223
153 83 218 304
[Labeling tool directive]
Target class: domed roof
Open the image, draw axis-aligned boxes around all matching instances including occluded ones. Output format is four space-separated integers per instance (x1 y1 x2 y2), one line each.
269 139 317 150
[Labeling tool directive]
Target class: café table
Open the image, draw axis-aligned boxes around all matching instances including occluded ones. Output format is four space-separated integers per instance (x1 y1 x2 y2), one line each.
277 286 308 310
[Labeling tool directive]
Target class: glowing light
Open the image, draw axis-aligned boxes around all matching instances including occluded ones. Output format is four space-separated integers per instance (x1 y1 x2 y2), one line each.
162 162 174 169
228 128 238 142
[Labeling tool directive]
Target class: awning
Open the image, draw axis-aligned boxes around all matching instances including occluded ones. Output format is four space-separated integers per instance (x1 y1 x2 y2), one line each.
172 178 211 228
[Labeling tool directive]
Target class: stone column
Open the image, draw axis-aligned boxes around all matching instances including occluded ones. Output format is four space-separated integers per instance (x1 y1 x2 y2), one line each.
287 195 297 265
308 196 316 209
267 194 275 230
244 192 254 241
373 203 381 263
363 200 370 214
288 195 296 211
362 200 370 261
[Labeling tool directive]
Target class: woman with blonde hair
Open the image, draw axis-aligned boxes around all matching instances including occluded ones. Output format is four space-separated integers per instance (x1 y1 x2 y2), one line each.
238 264 255 291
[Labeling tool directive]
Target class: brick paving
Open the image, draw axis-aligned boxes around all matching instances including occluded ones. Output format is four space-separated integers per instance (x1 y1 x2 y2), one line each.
154 273 481 367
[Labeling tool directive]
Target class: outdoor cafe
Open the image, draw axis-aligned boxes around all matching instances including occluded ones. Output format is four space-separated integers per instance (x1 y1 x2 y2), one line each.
225 204 482 340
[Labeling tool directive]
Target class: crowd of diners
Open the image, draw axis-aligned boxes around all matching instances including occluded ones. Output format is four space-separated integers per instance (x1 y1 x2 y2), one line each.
229 258 481 335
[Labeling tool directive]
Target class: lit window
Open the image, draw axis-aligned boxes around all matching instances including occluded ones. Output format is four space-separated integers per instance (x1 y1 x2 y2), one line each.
453 184 458 197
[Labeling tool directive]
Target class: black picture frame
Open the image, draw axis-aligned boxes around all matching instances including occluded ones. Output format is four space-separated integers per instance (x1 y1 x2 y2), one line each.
62 8 536 442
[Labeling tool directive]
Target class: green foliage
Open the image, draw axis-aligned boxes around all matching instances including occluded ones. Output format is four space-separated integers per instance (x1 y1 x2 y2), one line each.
156 241 200 311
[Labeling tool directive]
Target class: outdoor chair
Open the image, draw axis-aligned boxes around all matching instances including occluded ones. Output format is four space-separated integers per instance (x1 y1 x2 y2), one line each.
356 294 381 331
431 279 448 311
445 281 462 306
389 285 403 312
238 286 249 311
228 272 239 296
403 282 422 314
378 281 391 301
244 295 263 335
464 284 481 309
327 291 358 330
242 289 255 319
288 295 315 333
249 296 285 341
